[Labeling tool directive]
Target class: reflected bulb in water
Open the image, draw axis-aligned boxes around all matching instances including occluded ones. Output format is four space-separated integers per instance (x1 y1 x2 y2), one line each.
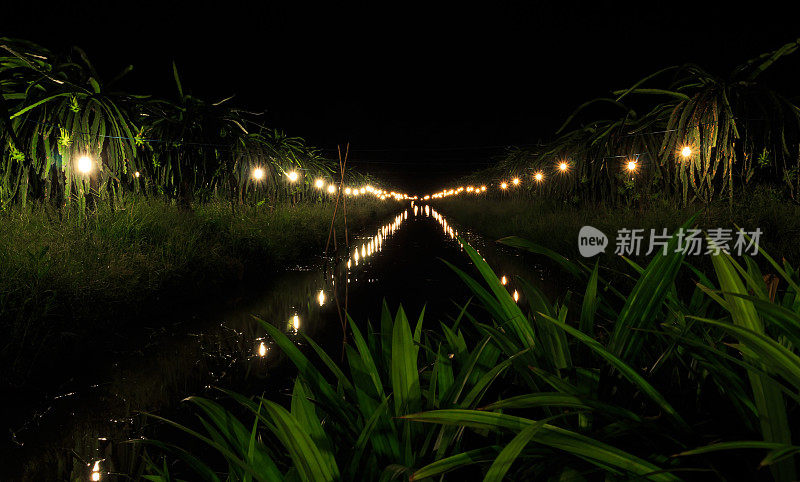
253 167 265 180
681 146 692 158
317 289 325 306
77 156 92 174
287 171 298 182
258 341 267 357
91 460 101 481
315 179 324 189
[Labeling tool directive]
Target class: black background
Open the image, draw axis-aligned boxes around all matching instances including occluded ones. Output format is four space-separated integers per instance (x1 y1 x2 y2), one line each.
3 2 798 192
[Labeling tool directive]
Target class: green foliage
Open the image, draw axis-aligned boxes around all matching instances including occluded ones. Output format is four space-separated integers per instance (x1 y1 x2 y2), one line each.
141 220 800 481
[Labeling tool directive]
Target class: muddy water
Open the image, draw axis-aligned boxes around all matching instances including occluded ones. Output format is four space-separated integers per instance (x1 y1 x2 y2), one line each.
2 203 552 480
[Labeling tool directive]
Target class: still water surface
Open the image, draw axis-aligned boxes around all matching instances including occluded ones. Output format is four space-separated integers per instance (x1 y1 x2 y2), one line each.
4 203 550 480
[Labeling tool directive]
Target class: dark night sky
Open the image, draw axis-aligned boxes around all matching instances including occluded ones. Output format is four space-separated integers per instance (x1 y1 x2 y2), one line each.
3 2 798 192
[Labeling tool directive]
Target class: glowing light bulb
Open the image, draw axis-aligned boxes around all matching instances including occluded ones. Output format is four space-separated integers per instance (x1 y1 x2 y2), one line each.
501 275 507 285
500 182 508 190
134 171 140 178
626 160 637 172
360 187 366 194
287 171 298 182
253 168 265 180
681 146 692 158
534 172 544 182
317 289 325 306
77 156 92 174
328 184 336 194
292 314 300 331
512 178 520 186
513 290 519 302
258 341 267 357
315 179 324 189
345 187 352 195
559 162 568 172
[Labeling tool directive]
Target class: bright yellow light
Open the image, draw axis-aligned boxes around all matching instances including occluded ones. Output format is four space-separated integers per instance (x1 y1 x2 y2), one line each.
481 185 486 191
292 314 300 331
534 172 544 182
626 160 637 172
91 460 101 481
500 182 508 190
559 162 568 172
134 171 140 178
681 146 692 158
258 341 267 357
77 156 92 174
315 179 324 189
360 187 366 194
345 187 352 195
327 184 336 194
317 289 325 306
253 168 265 180
500 275 507 285
513 290 519 302
287 171 299 182
512 178 520 186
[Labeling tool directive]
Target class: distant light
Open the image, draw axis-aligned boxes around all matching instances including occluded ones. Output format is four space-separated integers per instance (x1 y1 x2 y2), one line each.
292 314 300 331
480 185 486 191
77 156 92 174
513 290 519 302
287 171 298 182
345 187 352 195
681 146 692 158
559 162 568 172
512 178 520 186
500 182 508 190
134 171 140 178
315 179 324 189
91 460 101 481
253 168 265 180
534 172 544 182
500 275 507 285
626 160 637 172
258 341 268 357
317 289 325 306
360 187 366 194
327 184 336 194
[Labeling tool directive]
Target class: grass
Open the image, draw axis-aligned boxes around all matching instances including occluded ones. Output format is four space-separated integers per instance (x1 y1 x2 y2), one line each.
138 224 800 481
0 196 398 390
431 186 800 267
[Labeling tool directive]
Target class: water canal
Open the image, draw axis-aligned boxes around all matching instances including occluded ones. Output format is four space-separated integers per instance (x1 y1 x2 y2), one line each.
4 202 552 480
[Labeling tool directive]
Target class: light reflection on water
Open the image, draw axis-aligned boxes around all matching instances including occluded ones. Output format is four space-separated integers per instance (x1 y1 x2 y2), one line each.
12 203 539 479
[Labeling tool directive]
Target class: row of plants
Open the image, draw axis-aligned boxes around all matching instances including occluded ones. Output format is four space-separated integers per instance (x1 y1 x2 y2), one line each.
138 222 800 481
0 37 383 212
444 38 800 206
